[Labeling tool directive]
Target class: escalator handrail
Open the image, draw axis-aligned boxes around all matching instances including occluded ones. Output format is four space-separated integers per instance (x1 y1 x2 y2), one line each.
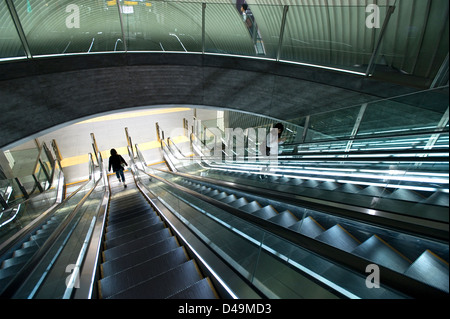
138 167 448 298
0 157 103 298
72 156 110 299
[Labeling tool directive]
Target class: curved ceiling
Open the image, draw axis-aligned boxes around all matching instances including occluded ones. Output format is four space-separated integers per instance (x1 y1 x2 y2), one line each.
0 0 448 148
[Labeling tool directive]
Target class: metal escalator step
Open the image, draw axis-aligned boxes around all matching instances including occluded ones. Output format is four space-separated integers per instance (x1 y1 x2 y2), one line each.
105 216 162 240
107 208 154 224
404 250 449 293
167 277 218 299
106 212 159 233
336 183 365 194
251 205 278 220
210 192 228 200
228 197 249 209
105 222 166 249
289 216 325 238
102 228 171 261
358 186 387 196
388 189 428 202
204 189 220 197
302 180 320 188
0 262 25 281
109 197 148 208
286 178 303 185
268 210 298 228
1 253 34 269
109 197 147 208
316 181 339 191
422 191 449 206
221 195 238 204
101 236 180 277
316 224 360 253
99 247 190 299
239 201 262 214
108 204 151 216
12 245 37 258
352 235 411 273
108 202 152 217
106 260 203 299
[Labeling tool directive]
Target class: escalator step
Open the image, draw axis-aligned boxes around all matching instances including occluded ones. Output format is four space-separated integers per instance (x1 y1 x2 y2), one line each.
101 236 180 277
104 222 166 249
228 197 249 209
108 203 151 216
103 228 171 261
239 201 262 214
268 210 298 228
388 189 428 202
422 191 449 206
404 250 449 293
289 216 325 238
106 212 159 233
204 189 220 197
252 205 278 220
107 207 154 224
0 262 25 281
352 235 411 273
167 277 218 299
99 247 190 299
221 195 238 204
106 260 203 299
108 202 152 217
106 216 162 240
316 224 360 253
210 192 228 200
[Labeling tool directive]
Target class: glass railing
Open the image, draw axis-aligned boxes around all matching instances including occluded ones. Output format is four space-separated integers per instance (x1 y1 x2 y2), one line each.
1 142 56 210
1 0 448 86
158 87 449 229
0 158 63 248
0 150 108 299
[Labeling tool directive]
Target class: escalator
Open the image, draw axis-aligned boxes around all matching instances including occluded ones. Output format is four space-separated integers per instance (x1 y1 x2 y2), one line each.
0 204 70 292
151 136 449 297
174 175 449 294
97 172 219 299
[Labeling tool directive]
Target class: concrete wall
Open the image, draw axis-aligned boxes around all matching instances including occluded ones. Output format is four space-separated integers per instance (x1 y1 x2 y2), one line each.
0 52 417 149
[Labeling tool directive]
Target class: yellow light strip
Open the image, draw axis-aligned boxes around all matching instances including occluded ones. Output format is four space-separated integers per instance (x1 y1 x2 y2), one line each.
76 108 191 125
60 135 190 168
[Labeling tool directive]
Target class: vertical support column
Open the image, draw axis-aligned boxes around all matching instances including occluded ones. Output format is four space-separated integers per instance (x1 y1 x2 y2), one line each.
116 0 128 52
5 0 32 59
51 139 63 163
90 133 100 165
345 103 368 152
276 5 289 62
202 3 206 54
365 5 396 76
156 122 161 142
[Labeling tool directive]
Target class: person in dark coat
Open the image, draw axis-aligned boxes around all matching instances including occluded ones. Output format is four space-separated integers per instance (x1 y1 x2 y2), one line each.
108 148 128 187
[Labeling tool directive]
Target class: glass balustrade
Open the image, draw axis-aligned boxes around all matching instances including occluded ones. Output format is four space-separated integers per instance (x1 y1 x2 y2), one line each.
0 0 447 86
